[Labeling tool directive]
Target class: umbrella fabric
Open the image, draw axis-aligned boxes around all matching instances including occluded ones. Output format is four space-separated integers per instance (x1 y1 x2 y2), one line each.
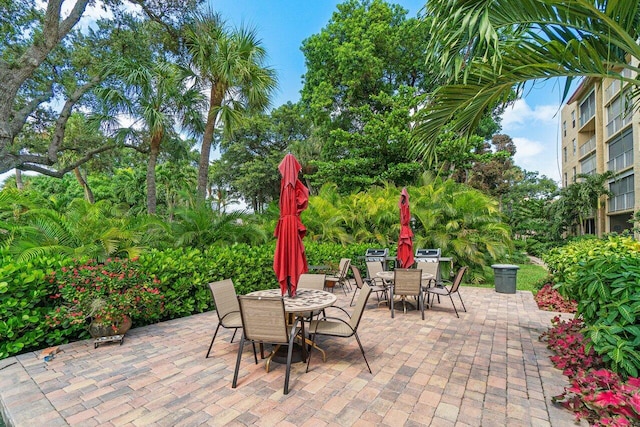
273 154 309 296
397 187 414 268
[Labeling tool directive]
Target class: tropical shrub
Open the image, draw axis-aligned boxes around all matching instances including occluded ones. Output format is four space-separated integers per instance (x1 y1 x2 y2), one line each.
46 258 164 332
0 251 71 359
544 236 640 378
535 284 577 313
541 316 640 426
305 177 513 282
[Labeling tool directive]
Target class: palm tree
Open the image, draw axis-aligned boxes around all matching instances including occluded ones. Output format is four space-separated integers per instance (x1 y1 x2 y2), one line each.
5 198 152 262
106 60 204 214
411 0 640 161
170 201 268 250
184 11 277 200
554 171 615 235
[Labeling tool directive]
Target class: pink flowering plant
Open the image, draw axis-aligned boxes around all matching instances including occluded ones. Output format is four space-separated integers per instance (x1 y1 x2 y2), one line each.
47 258 164 331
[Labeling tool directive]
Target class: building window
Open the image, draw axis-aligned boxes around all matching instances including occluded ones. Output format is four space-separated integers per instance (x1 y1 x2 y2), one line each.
563 121 567 137
563 146 567 163
572 139 576 155
571 111 576 128
564 173 568 187
581 153 596 175
579 91 596 127
607 128 633 172
572 167 576 182
609 174 635 212
606 89 633 137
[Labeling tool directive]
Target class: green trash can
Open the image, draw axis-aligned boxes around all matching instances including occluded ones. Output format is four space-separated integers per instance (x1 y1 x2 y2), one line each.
491 264 519 294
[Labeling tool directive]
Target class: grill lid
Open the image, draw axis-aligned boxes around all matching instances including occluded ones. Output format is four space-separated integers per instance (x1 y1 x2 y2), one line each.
415 248 440 258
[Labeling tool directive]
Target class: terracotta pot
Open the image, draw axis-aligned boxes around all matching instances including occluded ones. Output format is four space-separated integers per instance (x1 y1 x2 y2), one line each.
89 315 132 338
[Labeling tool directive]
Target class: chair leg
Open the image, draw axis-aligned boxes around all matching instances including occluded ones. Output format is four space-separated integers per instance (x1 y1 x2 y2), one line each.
232 334 245 389
205 323 221 358
305 334 315 373
230 328 238 343
458 292 467 312
251 342 258 364
353 332 372 374
350 288 358 306
449 294 459 318
284 329 297 395
390 291 395 318
420 293 425 320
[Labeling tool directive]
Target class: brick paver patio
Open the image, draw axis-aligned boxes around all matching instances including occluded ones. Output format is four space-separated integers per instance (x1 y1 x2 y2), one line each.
0 287 578 426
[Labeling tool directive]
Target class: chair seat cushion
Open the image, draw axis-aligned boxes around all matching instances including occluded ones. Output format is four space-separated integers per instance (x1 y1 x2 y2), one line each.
426 287 450 296
221 311 242 328
309 320 352 337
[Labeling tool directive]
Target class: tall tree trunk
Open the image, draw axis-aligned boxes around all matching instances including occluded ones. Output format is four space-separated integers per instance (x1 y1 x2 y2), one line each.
73 167 94 203
147 135 161 215
197 84 224 200
15 169 23 190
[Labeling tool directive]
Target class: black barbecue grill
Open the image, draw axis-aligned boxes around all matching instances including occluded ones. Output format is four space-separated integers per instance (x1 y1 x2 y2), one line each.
415 248 441 262
365 248 390 270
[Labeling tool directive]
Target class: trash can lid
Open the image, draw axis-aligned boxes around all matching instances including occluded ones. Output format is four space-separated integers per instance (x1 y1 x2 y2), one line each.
490 264 520 269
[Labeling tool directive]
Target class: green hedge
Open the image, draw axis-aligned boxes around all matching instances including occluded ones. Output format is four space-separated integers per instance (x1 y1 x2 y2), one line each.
544 236 640 378
0 242 370 360
0 252 74 359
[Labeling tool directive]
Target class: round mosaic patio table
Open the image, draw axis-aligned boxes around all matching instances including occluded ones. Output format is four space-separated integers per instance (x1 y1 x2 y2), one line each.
246 288 336 314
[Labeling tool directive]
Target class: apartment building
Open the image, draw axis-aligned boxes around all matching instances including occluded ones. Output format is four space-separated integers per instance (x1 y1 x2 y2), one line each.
560 63 638 235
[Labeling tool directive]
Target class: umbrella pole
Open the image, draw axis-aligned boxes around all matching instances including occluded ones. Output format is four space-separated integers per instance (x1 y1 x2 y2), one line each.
287 276 292 298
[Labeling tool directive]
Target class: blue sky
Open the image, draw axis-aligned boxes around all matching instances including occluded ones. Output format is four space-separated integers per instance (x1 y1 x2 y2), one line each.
211 0 566 183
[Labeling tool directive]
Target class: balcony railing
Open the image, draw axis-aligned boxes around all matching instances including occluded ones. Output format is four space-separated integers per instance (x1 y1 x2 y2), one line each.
605 80 621 103
607 150 633 172
579 136 596 157
580 109 595 128
606 110 633 138
609 192 635 212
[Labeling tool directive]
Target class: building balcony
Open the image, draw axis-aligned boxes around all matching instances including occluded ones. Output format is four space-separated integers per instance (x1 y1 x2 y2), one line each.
607 150 634 172
579 136 596 158
609 192 635 213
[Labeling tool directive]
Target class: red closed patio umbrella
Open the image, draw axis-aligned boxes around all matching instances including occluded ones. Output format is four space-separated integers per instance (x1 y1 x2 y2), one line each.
397 187 414 268
273 154 309 297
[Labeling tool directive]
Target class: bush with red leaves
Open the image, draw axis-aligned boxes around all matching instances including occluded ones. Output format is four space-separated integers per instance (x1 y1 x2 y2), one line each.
535 284 577 313
541 316 640 426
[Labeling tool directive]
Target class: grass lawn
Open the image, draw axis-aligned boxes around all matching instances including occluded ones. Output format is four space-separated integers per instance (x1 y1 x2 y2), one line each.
471 263 549 294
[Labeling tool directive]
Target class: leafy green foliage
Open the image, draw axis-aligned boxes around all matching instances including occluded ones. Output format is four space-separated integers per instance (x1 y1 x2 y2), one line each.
0 251 71 360
303 176 513 281
544 237 640 378
0 241 368 360
412 0 640 159
47 258 164 328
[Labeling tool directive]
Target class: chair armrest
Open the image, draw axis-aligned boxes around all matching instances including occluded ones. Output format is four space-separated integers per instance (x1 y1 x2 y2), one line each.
310 316 355 334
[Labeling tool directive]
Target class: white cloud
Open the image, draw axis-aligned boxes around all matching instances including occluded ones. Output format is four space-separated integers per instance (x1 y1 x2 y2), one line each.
501 99 559 129
512 137 561 181
501 98 562 183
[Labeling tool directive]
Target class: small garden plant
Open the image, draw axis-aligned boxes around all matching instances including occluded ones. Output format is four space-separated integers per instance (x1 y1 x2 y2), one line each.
47 258 164 334
535 284 577 313
541 316 640 426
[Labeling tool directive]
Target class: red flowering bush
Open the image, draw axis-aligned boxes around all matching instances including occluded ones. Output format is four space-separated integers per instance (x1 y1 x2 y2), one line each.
541 316 640 426
47 258 164 331
535 284 577 313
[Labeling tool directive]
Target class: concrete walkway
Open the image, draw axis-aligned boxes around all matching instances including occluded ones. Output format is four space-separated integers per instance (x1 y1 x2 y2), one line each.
0 287 577 426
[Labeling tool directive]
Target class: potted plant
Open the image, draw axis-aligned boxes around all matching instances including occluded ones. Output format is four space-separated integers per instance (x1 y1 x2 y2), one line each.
47 257 164 346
